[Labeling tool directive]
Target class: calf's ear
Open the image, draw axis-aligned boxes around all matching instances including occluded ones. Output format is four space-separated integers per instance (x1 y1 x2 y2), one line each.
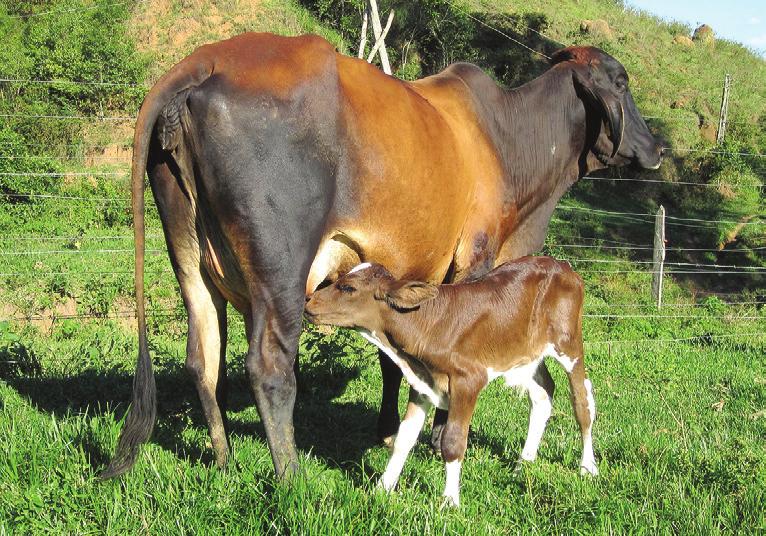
573 67 624 157
382 281 439 310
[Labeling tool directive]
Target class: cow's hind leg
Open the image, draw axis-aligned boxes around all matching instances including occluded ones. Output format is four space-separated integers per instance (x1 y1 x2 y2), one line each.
245 290 304 479
149 157 231 467
181 271 230 467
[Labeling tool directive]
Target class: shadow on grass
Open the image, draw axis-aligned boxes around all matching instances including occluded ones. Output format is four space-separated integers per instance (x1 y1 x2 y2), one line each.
4 346 380 475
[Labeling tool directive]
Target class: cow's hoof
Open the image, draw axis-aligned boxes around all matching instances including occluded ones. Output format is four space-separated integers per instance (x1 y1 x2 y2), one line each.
377 416 400 447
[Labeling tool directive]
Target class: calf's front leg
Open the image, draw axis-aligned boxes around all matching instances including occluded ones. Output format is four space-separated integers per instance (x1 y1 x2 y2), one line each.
379 390 431 491
516 364 555 471
439 376 480 507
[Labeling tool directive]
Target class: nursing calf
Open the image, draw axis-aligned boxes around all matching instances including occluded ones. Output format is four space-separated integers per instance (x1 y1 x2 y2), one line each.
305 257 597 506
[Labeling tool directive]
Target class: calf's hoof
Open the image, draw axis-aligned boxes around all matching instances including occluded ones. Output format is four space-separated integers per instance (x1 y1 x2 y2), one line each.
440 494 460 509
376 476 396 493
512 459 528 477
381 433 397 450
580 460 599 476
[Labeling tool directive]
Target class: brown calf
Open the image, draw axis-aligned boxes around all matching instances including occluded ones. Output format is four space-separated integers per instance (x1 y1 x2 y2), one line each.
305 258 597 506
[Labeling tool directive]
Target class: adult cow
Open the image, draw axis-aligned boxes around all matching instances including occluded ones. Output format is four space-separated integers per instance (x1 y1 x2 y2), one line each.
101 33 661 479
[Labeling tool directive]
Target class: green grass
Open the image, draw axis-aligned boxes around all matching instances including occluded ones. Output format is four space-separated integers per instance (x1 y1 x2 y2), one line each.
1 190 765 533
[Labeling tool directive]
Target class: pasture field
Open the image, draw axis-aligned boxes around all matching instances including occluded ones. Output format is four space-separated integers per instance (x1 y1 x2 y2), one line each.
1 196 765 534
1 0 765 533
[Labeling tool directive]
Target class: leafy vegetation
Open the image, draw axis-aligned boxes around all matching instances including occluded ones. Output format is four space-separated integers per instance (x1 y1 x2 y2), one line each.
300 0 765 260
0 0 765 533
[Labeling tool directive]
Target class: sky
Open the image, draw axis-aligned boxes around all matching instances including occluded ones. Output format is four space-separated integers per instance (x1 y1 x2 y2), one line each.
625 0 766 56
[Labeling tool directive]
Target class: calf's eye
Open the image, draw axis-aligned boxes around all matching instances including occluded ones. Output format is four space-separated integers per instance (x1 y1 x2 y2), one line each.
337 284 356 294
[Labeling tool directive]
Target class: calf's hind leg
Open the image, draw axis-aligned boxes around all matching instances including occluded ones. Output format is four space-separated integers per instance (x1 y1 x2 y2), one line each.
555 341 597 475
568 359 597 475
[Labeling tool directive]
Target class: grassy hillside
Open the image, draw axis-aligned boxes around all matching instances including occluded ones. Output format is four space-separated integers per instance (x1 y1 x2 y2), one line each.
1 0 765 533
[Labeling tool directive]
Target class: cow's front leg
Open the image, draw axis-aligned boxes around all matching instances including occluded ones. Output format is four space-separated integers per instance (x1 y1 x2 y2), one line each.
245 299 303 479
379 390 431 491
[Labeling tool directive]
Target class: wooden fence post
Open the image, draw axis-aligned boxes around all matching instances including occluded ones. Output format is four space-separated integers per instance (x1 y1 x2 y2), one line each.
652 205 666 309
716 74 731 145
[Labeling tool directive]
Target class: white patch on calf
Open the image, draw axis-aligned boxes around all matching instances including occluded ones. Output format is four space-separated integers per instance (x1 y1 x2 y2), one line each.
348 262 372 274
584 378 596 423
520 378 553 462
487 356 543 389
359 330 448 409
580 378 598 475
541 342 578 373
442 460 462 507
380 398 429 492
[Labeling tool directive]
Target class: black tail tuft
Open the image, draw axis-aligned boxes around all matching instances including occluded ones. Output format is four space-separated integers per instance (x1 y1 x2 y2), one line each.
99 341 156 480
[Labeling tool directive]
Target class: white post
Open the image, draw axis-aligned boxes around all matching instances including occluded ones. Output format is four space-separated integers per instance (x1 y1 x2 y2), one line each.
366 10 395 64
366 0 392 75
716 74 731 145
652 205 666 309
357 11 368 59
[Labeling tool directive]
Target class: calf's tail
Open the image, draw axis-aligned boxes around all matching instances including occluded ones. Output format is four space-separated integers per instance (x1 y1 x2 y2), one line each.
100 54 214 479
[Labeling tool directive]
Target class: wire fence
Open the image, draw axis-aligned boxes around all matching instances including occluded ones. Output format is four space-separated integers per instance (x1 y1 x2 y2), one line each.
1 15 764 360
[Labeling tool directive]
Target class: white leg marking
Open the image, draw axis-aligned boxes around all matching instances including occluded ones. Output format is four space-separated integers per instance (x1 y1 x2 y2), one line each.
580 378 598 475
442 460 462 507
379 398 429 492
520 379 553 462
542 342 578 373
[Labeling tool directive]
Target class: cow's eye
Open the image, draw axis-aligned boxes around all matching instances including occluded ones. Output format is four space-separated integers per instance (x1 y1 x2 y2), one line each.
337 284 356 294
615 79 627 93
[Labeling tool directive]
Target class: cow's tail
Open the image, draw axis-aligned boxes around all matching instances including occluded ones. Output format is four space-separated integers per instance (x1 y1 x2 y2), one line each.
100 56 214 479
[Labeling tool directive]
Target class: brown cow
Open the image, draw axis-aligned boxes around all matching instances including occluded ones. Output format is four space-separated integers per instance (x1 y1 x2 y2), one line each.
305 259 595 507
102 32 660 479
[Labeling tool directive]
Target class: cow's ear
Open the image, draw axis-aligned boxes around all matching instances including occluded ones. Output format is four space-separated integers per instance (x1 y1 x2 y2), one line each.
573 67 624 157
381 281 438 310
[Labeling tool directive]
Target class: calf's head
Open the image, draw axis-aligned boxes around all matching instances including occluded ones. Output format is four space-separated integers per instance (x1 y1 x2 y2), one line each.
305 263 438 331
552 46 663 170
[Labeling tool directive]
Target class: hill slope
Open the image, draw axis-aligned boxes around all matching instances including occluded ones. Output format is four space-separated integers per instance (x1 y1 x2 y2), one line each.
0 1 764 534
